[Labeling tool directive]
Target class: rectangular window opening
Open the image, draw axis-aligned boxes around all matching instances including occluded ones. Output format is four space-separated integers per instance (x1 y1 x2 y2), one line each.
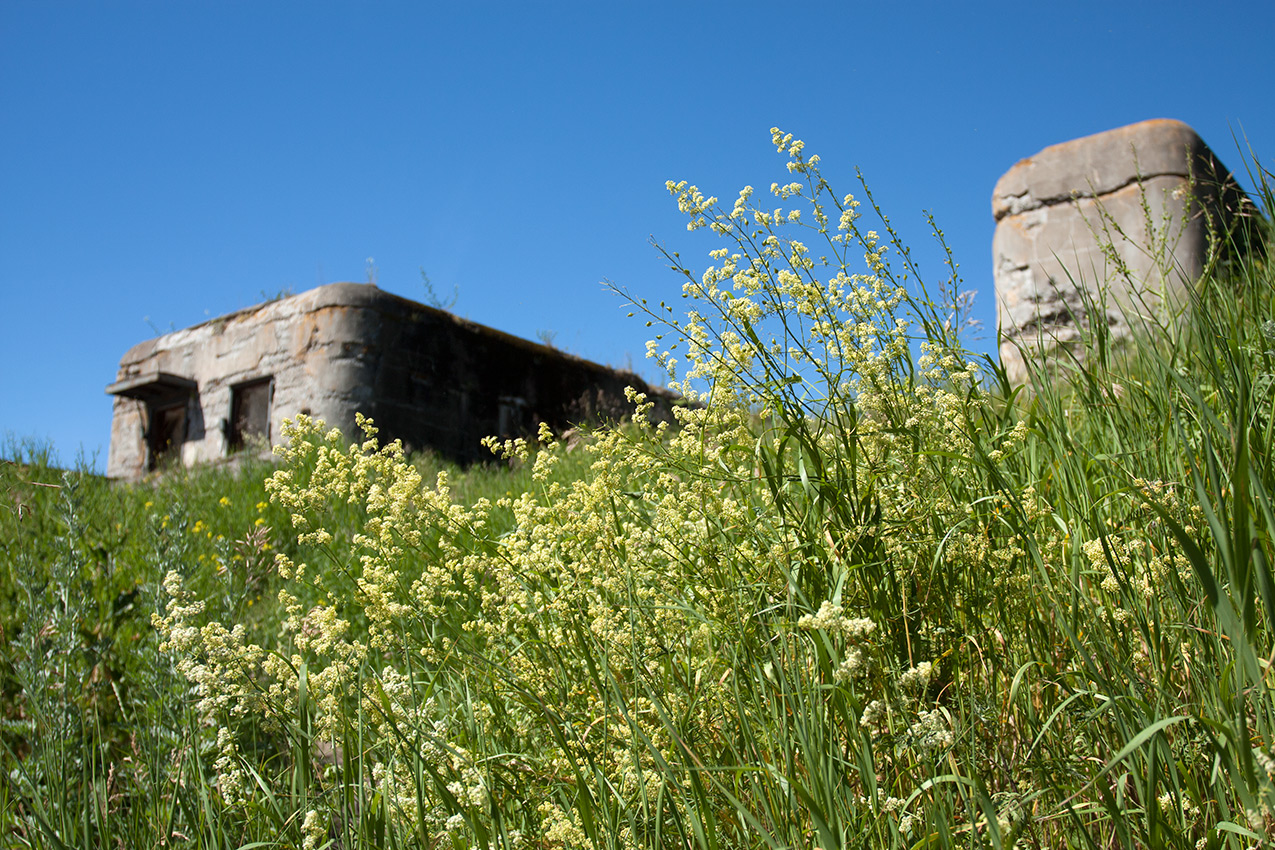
229 377 273 452
497 396 528 439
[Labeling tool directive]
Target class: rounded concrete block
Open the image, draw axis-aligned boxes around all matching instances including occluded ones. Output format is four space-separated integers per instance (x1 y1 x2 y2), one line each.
992 120 1243 384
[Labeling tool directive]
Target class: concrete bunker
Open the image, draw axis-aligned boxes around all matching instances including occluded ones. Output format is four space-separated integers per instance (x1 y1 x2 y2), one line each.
105 282 677 480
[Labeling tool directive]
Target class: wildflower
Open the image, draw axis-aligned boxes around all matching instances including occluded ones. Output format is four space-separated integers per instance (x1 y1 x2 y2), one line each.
302 810 326 850
881 794 916 833
798 599 844 631
833 647 868 683
843 617 877 640
1257 749 1275 780
860 699 889 731
906 709 954 754
898 661 934 694
538 802 589 848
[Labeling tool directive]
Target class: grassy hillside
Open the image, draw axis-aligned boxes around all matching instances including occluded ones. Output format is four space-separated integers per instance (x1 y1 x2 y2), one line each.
3 134 1274 849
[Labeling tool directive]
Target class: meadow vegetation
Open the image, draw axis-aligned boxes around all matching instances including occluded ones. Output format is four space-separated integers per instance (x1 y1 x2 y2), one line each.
2 129 1274 849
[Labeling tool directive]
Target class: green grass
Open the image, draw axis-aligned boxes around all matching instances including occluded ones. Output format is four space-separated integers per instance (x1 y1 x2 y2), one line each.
3 134 1274 849
0 438 591 848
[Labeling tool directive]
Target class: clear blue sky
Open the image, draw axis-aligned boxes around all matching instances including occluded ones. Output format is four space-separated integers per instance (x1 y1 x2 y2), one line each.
3 1 1273 470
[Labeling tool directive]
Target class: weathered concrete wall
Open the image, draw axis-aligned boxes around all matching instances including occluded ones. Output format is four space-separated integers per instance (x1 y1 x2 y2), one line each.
363 297 671 462
106 283 677 479
993 119 1246 384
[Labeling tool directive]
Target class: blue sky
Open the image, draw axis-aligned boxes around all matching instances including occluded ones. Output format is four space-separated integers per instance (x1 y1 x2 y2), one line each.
3 1 1273 470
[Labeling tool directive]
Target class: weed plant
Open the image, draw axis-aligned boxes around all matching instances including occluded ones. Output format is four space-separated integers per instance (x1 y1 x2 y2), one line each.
0 440 582 846
4 129 1275 848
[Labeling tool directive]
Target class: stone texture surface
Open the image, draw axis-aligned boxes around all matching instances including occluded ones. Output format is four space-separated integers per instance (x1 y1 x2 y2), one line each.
993 119 1246 384
106 283 678 479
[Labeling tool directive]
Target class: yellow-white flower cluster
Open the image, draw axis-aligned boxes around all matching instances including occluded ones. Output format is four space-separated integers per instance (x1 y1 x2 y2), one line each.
155 128 1050 846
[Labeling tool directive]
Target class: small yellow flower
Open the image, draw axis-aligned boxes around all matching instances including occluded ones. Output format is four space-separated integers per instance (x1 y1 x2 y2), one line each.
219 496 231 508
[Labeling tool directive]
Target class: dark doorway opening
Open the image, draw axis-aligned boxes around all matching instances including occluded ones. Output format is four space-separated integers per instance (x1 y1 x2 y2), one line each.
147 401 188 470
